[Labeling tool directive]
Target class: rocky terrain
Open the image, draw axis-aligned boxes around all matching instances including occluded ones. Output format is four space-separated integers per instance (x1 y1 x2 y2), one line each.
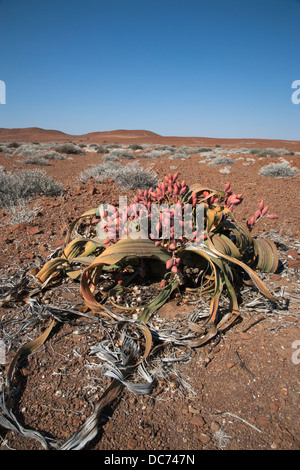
0 128 299 451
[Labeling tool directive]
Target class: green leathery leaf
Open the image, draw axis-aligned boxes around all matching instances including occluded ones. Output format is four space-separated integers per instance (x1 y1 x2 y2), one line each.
139 277 180 323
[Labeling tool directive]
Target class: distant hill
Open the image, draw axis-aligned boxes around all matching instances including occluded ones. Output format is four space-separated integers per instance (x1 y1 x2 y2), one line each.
0 127 162 143
0 127 299 150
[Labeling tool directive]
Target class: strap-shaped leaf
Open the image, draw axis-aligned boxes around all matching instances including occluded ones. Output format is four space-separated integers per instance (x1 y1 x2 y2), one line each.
81 237 170 314
36 258 69 284
209 233 242 260
206 232 277 302
63 237 103 260
64 207 98 245
180 245 221 322
6 319 56 389
139 277 180 323
253 237 279 273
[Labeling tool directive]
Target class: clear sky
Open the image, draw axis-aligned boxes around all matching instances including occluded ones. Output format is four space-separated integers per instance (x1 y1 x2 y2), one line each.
0 0 299 139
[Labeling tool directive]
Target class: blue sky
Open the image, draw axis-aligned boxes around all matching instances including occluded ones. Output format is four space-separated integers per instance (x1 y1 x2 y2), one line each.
0 0 299 139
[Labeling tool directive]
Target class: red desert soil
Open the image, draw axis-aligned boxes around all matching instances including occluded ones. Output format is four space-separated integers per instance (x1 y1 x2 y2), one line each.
0 128 299 451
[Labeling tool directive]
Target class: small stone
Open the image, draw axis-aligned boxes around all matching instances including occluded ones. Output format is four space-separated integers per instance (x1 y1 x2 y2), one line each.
284 316 298 323
257 416 271 427
27 226 42 235
89 186 97 196
188 405 199 415
210 421 220 433
199 432 211 444
190 415 205 427
128 438 137 450
11 223 28 233
271 439 282 449
270 402 279 411
28 252 36 259
54 238 65 247
240 332 250 340
279 387 288 397
287 259 300 269
227 362 235 369
287 249 298 259
270 274 281 281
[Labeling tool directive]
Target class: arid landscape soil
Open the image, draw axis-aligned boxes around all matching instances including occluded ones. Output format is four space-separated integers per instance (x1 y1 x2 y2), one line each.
0 128 299 452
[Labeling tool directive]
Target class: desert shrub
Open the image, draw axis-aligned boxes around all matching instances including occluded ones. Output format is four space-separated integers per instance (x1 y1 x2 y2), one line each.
7 142 20 149
208 156 235 166
102 154 120 162
168 152 191 160
249 148 287 158
104 143 121 150
55 143 84 155
219 166 231 174
24 156 51 166
115 163 158 190
140 150 164 159
3 147 14 157
39 142 58 150
78 162 158 190
154 145 176 152
109 149 134 159
257 149 280 158
198 147 212 152
95 145 109 154
6 199 41 225
179 146 199 154
78 162 120 182
129 144 144 150
0 169 64 208
41 151 66 160
13 143 39 157
249 148 263 155
259 161 298 178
